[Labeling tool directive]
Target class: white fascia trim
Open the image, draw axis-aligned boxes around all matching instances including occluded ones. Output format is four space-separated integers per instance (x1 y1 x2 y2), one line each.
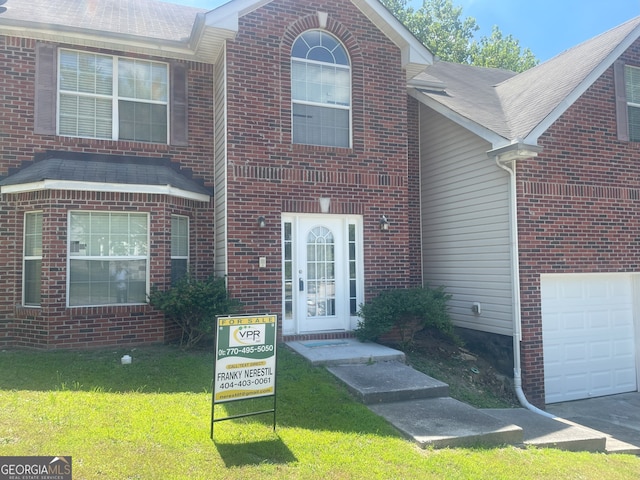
525 25 640 144
204 0 272 32
0 180 210 202
352 0 433 68
409 88 508 147
205 0 434 71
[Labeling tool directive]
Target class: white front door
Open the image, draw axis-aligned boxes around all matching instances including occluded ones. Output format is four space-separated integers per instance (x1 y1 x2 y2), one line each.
282 214 363 334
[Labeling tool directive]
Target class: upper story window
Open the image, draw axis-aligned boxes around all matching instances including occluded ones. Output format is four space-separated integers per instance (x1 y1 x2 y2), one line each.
625 65 640 142
58 49 169 143
291 30 351 148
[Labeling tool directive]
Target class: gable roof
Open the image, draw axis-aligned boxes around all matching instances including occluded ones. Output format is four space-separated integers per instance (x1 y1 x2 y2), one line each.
0 0 432 72
203 0 433 77
410 16 640 148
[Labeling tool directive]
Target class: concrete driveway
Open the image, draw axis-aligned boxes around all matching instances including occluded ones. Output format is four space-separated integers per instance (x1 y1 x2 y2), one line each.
546 392 640 454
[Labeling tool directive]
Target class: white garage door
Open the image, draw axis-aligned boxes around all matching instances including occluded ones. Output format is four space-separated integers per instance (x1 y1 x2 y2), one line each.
541 274 638 404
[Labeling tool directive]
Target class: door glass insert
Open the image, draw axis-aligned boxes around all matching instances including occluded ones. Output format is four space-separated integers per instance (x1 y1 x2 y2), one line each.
348 223 357 315
306 226 335 317
284 222 293 320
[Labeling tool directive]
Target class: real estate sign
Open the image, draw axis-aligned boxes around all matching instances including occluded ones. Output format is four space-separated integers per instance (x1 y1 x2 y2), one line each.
213 314 277 403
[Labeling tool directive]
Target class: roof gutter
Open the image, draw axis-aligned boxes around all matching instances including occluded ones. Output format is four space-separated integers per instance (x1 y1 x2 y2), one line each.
488 142 556 419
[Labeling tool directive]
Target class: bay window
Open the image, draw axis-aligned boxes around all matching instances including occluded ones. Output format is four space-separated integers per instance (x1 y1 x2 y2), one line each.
68 212 148 306
24 212 43 306
171 215 189 285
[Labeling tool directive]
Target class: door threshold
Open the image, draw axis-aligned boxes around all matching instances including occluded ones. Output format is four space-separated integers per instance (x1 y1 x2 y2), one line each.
282 331 355 343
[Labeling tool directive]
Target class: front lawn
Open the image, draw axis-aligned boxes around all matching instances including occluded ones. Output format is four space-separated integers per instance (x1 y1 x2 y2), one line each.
0 345 638 479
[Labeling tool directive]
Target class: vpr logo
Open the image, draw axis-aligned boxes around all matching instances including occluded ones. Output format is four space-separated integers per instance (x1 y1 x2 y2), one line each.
229 324 266 346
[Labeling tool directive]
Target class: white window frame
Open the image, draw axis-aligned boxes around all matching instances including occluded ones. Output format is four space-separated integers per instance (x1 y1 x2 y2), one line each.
625 64 640 142
171 214 189 285
57 49 170 143
23 211 43 307
291 30 352 148
67 211 150 307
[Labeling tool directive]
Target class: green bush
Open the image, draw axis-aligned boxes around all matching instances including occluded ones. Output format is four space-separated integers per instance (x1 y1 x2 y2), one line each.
148 275 242 348
356 286 454 346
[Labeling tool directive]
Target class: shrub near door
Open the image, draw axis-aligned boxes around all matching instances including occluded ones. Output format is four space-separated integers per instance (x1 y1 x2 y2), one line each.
148 276 242 348
356 286 455 347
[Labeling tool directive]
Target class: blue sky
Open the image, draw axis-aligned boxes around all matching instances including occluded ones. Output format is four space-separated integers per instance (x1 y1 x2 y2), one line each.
457 0 640 61
167 0 640 62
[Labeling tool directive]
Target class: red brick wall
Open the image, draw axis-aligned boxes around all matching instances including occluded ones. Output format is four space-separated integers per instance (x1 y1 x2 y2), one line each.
0 36 216 348
223 0 418 326
0 1 421 347
516 40 640 405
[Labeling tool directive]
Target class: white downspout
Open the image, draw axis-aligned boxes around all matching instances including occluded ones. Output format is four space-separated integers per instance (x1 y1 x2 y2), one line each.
495 157 556 419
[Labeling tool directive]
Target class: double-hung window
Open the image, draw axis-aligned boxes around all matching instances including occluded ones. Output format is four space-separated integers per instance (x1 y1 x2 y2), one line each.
58 49 169 143
625 65 640 142
68 212 148 306
291 30 351 148
24 212 43 306
171 215 189 285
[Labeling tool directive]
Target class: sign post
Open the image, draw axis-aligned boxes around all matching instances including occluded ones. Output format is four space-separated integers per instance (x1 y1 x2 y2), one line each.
210 314 277 439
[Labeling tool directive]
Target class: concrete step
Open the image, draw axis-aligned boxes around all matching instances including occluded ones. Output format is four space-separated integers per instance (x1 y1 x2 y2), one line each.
286 339 405 366
327 361 448 404
481 408 607 453
370 397 523 449
286 340 639 453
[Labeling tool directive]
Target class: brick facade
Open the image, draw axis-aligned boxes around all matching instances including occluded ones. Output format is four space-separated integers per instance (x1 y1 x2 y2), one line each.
516 40 640 405
223 0 421 330
0 0 422 348
0 36 216 348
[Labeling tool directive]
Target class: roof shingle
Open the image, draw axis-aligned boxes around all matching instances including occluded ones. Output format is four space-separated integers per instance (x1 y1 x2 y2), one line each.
0 0 205 42
414 16 640 145
0 152 212 198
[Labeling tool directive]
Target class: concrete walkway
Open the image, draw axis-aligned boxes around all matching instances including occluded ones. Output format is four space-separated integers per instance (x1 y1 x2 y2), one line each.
546 392 640 454
286 339 640 453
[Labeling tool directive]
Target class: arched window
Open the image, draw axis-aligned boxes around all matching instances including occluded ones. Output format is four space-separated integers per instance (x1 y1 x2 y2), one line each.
291 30 350 148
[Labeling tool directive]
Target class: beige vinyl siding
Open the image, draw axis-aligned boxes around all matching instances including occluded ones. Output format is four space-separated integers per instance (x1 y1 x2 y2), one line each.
213 50 227 278
420 105 513 336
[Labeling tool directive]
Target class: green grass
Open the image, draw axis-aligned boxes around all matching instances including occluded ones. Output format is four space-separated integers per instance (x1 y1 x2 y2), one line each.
1 345 639 479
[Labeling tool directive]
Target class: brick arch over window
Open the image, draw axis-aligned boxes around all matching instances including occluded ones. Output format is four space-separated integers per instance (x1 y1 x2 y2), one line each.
280 14 364 150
